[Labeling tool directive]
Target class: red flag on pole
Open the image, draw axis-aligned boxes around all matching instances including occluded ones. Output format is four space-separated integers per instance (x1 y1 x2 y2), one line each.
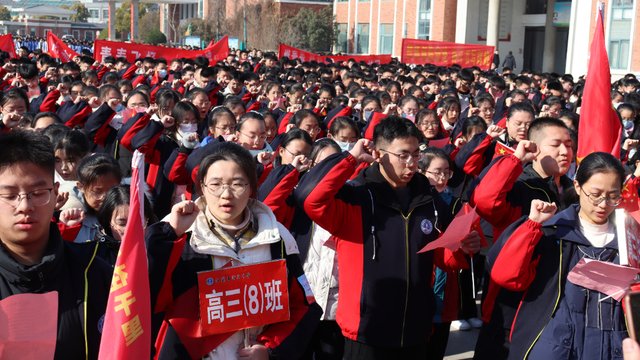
98 150 151 360
576 1 622 163
47 32 79 62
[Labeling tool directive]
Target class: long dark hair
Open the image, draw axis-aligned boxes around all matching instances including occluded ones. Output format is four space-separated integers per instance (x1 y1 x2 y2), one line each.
274 128 312 168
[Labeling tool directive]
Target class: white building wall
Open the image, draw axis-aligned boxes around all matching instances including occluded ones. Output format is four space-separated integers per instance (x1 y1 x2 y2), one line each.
565 0 592 78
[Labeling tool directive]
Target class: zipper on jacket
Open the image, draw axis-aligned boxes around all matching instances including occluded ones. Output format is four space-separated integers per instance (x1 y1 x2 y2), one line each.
522 182 552 203
400 211 413 347
37 272 44 292
523 239 563 359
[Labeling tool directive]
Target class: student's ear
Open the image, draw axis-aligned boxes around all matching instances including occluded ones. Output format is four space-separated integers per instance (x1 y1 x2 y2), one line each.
327 133 333 139
53 181 59 198
76 182 83 192
573 179 580 194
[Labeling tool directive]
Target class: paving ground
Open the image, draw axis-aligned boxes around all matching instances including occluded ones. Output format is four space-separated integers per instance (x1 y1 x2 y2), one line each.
443 296 482 360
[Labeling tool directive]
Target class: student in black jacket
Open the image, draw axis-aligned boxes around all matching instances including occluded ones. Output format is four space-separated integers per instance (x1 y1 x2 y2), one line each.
0 130 112 360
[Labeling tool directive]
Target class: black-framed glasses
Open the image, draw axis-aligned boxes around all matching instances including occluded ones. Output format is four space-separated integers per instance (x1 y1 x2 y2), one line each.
0 188 53 209
580 188 622 207
379 149 423 164
204 182 249 197
426 170 453 180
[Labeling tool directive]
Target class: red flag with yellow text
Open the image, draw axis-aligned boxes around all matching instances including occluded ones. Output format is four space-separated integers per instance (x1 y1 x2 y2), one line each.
98 150 151 360
577 2 622 162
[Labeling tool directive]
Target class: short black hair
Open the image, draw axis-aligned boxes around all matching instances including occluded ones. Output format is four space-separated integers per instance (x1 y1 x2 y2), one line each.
0 130 55 179
77 154 123 188
17 63 38 79
527 117 569 144
373 116 422 146
96 185 157 238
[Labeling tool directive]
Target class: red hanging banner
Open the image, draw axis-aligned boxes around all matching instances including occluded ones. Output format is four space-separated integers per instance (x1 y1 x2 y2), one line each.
197 260 290 336
401 39 494 70
94 36 229 63
277 44 392 65
47 32 80 62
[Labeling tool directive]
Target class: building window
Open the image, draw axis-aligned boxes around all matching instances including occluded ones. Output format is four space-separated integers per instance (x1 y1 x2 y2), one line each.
85 30 94 41
44 29 51 35
526 0 546 14
63 28 68 35
90 9 99 19
103 10 109 20
73 30 80 38
358 0 371 2
356 23 369 54
418 0 431 40
337 23 348 53
379 23 393 54
609 0 634 69
30 27 35 36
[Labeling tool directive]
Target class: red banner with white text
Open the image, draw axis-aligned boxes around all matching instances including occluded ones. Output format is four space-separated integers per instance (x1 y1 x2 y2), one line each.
47 32 80 62
94 36 229 63
401 39 494 70
278 44 392 65
0 34 16 59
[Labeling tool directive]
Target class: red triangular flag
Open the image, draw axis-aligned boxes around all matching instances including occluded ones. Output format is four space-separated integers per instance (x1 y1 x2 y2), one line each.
492 141 515 161
462 203 488 248
576 2 622 163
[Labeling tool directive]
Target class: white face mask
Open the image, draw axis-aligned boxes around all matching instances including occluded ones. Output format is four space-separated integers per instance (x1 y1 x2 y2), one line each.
334 139 356 152
178 123 198 135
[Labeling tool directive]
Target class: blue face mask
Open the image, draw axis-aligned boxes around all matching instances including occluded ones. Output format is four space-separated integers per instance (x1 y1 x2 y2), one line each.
115 103 125 113
158 69 167 78
334 139 356 152
624 120 635 132
364 110 374 121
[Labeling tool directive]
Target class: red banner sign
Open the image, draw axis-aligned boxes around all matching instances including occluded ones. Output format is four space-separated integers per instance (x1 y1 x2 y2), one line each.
0 34 15 59
197 260 290 336
401 39 494 70
94 36 229 63
47 32 80 62
278 44 392 65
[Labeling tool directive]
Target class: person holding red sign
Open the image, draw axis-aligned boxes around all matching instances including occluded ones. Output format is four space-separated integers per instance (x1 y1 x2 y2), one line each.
145 141 321 360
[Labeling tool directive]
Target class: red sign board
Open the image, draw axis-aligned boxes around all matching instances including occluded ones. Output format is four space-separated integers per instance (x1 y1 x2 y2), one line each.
616 208 640 269
197 260 290 336
401 39 494 70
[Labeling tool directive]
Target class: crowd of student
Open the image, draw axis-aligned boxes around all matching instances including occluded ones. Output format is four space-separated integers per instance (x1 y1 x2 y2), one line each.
0 44 639 360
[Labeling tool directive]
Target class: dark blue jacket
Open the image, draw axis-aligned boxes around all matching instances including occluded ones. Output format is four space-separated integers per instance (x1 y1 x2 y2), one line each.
488 205 627 360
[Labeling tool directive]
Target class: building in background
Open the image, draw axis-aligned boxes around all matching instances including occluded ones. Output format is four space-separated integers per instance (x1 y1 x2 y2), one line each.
333 0 640 78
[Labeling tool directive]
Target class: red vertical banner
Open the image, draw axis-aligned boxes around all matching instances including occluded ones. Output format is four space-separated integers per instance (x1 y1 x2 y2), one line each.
576 1 622 162
98 150 151 360
401 39 494 69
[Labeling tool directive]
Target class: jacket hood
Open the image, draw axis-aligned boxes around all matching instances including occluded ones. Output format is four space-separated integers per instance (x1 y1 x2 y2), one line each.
187 197 299 258
0 222 65 293
355 162 435 214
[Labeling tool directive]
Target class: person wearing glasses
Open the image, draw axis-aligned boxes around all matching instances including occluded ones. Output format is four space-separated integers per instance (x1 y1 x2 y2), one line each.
295 117 482 359
0 131 112 359
469 117 574 360
487 152 628 360
146 141 322 360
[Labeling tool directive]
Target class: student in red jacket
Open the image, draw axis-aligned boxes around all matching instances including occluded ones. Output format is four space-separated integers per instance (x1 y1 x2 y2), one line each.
469 117 574 360
294 117 481 359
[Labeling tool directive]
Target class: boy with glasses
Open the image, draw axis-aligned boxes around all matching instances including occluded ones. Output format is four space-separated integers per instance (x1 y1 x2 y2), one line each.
295 116 481 359
0 130 111 359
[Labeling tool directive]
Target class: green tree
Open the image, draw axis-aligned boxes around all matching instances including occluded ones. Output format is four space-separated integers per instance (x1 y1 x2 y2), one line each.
281 8 336 52
69 3 90 23
139 10 159 42
115 2 153 40
144 29 166 44
179 18 218 45
0 5 11 21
